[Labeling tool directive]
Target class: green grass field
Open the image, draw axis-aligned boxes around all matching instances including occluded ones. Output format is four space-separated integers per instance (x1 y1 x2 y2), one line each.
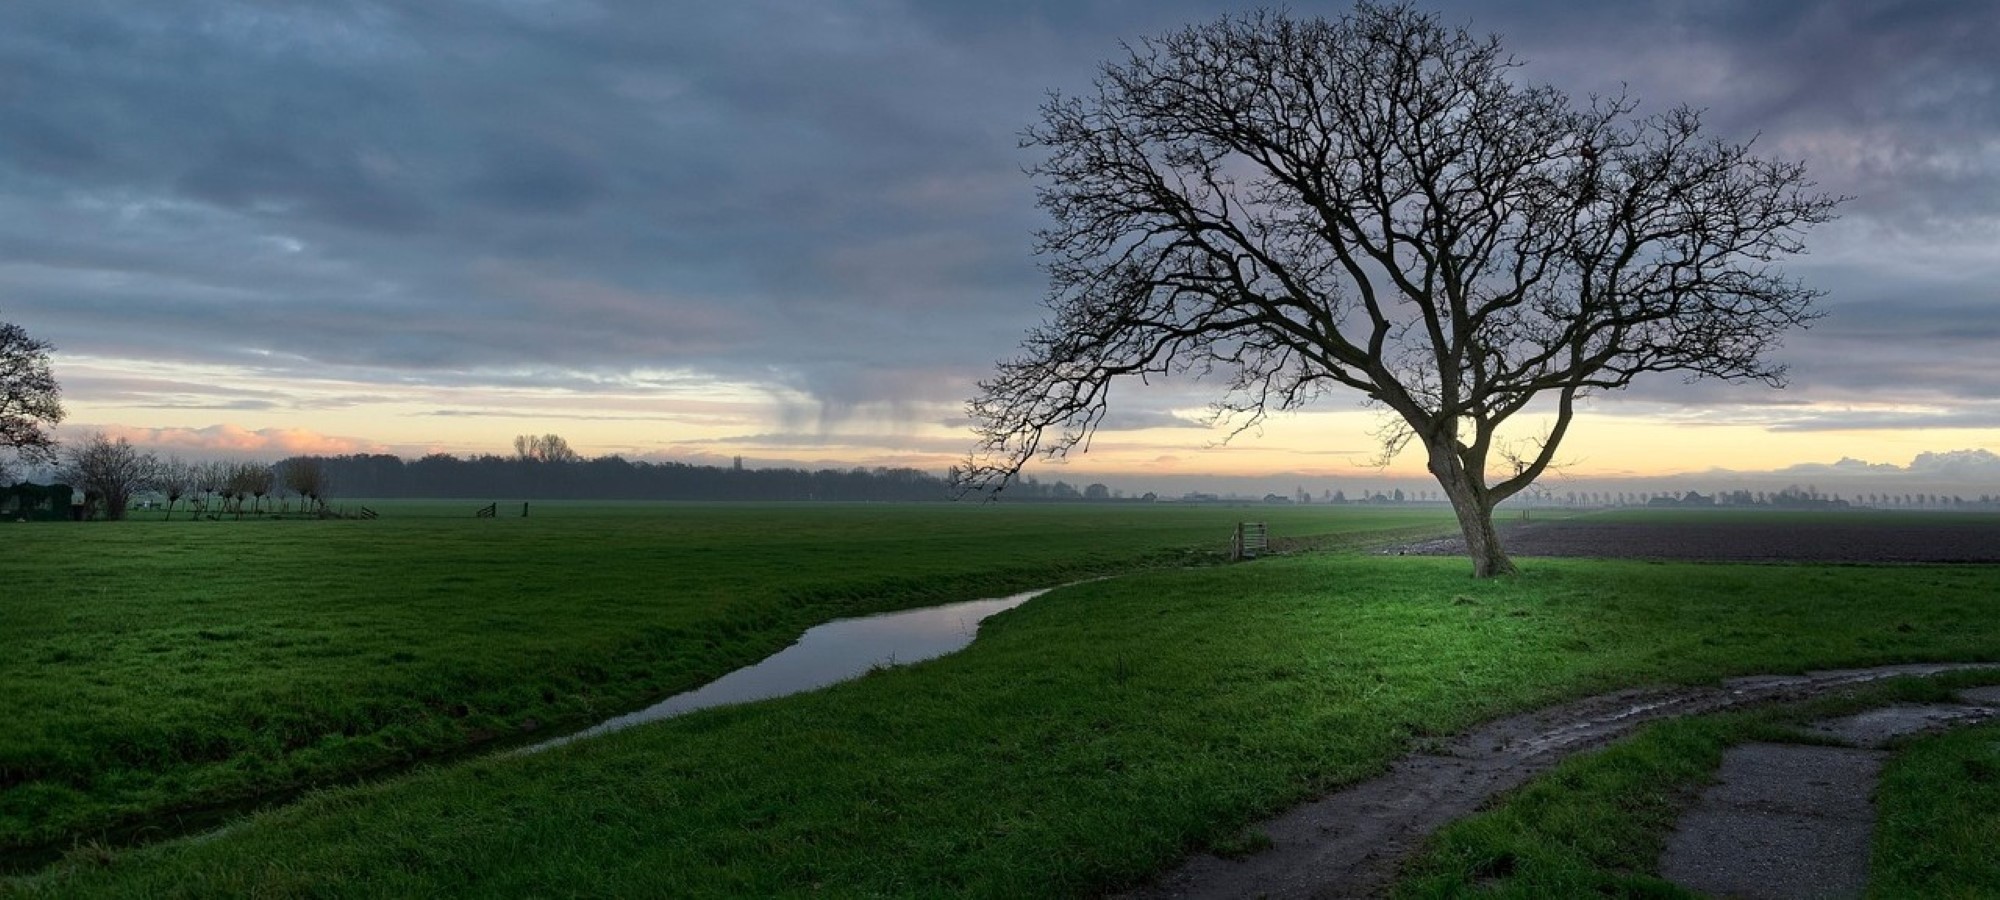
7 504 2000 896
0 501 1450 865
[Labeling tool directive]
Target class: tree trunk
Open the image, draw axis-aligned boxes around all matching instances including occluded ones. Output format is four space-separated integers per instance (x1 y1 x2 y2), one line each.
1427 441 1517 578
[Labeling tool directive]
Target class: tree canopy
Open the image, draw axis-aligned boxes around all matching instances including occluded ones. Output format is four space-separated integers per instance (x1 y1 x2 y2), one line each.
966 3 1840 575
2 319 65 467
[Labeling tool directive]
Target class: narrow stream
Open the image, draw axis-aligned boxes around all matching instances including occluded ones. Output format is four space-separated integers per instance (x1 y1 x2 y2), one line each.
0 587 1057 872
520 587 1051 754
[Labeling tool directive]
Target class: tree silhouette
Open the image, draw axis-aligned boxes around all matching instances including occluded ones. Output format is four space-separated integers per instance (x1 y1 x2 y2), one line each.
156 456 195 520
513 433 581 464
1 320 65 466
964 3 1840 575
58 433 157 521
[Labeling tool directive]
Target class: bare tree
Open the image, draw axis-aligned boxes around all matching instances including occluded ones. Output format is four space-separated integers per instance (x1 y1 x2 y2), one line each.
966 4 1840 576
221 461 270 519
282 456 328 513
2 320 65 465
246 464 274 514
58 433 158 521
513 433 581 464
191 460 227 517
155 456 196 521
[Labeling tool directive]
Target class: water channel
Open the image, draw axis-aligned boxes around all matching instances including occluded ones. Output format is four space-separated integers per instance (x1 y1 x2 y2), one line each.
521 587 1052 753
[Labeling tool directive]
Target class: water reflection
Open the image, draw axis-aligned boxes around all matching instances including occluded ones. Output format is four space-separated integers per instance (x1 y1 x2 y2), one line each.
522 588 1048 753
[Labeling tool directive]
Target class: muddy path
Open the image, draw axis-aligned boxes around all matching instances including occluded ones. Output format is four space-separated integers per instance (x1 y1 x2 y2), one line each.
1658 685 2000 899
1123 662 2000 900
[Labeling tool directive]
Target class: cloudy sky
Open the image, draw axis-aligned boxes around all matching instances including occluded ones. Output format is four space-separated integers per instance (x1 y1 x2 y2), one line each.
4 0 1998 493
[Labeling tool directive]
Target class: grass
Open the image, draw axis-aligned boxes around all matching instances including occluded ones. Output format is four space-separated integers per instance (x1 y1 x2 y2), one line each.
0 502 1452 862
1872 720 2000 898
12 550 2000 897
1393 675 2000 898
1395 713 1757 899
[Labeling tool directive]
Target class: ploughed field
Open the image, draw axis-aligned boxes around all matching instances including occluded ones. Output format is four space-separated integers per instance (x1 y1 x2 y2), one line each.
1413 509 2000 563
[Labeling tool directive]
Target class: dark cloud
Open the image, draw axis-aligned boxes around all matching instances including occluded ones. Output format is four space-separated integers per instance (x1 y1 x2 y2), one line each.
458 145 606 217
2 0 1995 448
1447 0 2000 225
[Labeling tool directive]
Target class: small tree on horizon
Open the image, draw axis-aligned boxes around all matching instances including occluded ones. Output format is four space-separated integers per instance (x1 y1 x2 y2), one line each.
963 3 1840 576
156 456 195 521
281 456 329 513
221 461 271 518
247 464 274 514
512 433 581 464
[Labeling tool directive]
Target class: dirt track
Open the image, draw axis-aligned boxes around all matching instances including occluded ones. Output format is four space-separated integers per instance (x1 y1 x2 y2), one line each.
1397 515 2000 563
1123 663 2000 899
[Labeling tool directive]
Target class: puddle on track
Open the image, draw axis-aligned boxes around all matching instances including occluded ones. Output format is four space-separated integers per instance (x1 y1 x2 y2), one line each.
521 588 1051 754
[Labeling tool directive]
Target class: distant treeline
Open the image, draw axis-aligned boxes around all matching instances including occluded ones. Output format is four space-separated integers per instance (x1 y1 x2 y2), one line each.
1525 485 2000 510
284 453 963 501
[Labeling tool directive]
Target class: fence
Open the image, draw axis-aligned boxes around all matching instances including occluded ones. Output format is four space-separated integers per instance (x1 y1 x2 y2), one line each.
1231 522 1268 561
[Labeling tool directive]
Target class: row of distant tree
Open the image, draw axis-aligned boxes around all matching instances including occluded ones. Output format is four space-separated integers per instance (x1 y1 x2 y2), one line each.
6 432 333 520
1525 485 2000 510
304 446 956 502
14 429 2000 522
9 433 972 519
13 423 1990 514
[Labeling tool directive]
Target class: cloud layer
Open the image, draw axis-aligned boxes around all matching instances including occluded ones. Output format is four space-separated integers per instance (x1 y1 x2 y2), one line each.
3 1 1996 469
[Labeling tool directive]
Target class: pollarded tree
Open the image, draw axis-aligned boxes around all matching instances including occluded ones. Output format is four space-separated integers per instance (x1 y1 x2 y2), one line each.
281 456 328 513
965 3 1840 576
246 463 274 514
2 320 65 465
222 461 271 518
155 456 196 521
193 460 228 516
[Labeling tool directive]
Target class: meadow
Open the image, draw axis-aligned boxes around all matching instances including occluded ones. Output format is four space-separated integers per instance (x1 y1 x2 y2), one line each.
1 500 1451 866
7 503 2000 896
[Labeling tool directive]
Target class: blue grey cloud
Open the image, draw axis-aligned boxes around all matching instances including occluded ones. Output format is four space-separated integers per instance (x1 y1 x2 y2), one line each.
1 0 1995 439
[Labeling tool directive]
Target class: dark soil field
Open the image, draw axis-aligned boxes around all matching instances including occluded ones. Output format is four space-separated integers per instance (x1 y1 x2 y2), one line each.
1402 511 2000 563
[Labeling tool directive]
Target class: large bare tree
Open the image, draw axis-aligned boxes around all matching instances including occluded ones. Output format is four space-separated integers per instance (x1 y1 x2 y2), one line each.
2 320 65 466
966 3 1840 576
